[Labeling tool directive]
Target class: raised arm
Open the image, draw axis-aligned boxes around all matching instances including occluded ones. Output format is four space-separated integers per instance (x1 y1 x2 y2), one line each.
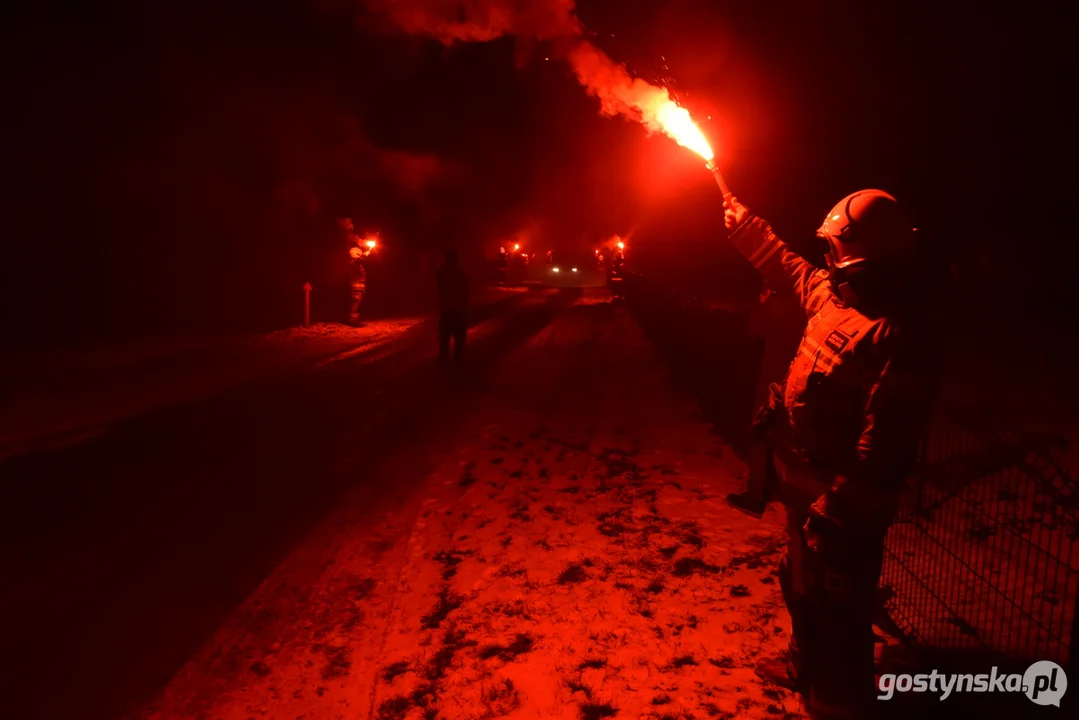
724 197 830 316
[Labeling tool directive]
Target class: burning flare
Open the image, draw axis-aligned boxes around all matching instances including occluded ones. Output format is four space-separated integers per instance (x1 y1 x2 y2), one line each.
566 42 715 162
656 103 714 161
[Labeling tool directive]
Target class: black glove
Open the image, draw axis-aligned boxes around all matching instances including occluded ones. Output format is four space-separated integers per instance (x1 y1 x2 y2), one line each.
749 404 776 442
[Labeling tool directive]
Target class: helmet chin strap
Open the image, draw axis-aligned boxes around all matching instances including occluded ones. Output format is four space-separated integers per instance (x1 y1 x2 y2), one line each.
826 256 863 306
835 279 861 306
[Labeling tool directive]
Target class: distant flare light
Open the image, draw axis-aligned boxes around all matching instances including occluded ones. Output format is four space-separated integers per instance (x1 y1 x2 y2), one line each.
365 239 377 249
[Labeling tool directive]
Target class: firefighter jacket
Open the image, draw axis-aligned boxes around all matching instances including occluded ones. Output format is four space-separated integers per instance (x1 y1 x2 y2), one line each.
349 261 367 289
729 215 932 532
438 262 469 313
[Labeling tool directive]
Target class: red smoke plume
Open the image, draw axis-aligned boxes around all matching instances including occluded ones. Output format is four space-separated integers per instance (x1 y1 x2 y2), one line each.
363 0 580 42
363 0 714 159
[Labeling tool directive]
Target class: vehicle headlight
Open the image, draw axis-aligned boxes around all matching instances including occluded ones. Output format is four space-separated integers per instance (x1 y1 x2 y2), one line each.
552 267 560 272
571 267 578 272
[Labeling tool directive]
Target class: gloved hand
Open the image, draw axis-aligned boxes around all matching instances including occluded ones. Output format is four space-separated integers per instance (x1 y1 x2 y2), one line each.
748 403 777 442
803 493 847 555
723 195 750 232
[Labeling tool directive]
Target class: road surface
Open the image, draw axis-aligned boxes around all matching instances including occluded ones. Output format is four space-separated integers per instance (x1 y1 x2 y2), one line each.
3 287 803 720
0 286 528 461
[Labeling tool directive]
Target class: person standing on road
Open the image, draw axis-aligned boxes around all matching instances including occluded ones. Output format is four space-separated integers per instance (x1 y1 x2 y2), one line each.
339 218 373 326
497 246 508 286
607 246 626 301
348 253 367 326
437 248 469 366
722 190 934 718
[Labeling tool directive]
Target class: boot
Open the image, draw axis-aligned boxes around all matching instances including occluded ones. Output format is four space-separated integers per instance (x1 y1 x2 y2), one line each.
807 690 875 720
755 654 807 695
727 490 768 518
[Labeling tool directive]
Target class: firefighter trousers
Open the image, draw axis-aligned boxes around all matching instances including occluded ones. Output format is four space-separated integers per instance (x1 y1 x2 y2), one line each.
439 311 467 364
349 283 365 322
777 487 885 714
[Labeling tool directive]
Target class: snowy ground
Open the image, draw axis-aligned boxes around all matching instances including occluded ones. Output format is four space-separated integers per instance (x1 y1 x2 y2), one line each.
10 283 1064 720
0 287 526 461
142 292 809 720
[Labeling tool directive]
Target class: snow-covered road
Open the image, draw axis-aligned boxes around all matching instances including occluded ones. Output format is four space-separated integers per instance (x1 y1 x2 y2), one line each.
141 291 804 720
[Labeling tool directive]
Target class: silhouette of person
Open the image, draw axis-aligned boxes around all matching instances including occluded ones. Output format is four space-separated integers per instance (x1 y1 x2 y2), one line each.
437 249 469 365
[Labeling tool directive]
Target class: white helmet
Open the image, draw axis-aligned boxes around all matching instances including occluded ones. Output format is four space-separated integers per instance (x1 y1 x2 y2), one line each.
817 190 917 273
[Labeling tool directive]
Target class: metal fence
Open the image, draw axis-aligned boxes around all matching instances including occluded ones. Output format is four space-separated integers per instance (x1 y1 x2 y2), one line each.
881 412 1079 667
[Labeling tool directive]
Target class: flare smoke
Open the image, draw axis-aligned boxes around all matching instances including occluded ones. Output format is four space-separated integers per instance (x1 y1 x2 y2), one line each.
364 0 581 42
364 0 697 146
565 42 688 144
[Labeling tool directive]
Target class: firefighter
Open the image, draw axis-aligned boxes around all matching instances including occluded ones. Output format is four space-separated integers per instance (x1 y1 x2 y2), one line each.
339 219 376 325
337 218 367 325
722 190 933 718
497 246 508 286
607 244 626 301
437 248 469 365
347 246 367 325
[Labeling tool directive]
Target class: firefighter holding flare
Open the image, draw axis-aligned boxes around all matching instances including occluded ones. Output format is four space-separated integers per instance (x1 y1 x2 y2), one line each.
338 218 377 326
718 187 933 718
606 238 627 301
636 100 933 712
497 245 509 286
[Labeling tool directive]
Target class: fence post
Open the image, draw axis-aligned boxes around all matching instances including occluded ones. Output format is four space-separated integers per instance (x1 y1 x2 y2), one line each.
303 282 312 327
1069 592 1078 676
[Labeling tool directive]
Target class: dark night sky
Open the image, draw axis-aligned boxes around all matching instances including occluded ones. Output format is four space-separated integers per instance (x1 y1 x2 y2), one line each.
2 0 1073 346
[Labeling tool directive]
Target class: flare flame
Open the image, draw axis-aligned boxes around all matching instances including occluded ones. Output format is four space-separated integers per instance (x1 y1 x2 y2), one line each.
565 41 715 162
